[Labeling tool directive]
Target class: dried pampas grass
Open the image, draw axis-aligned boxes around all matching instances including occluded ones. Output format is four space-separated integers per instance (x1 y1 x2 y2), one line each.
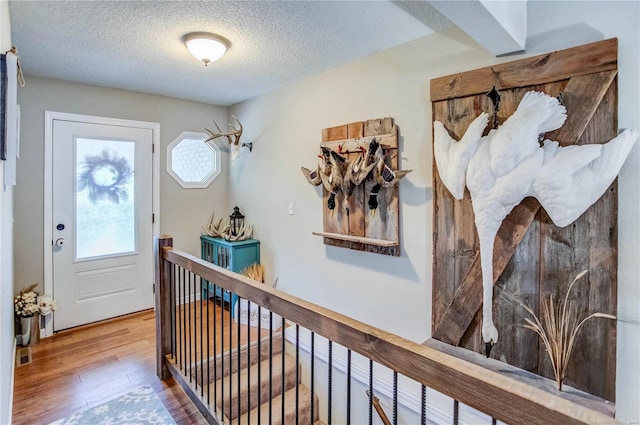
521 270 615 391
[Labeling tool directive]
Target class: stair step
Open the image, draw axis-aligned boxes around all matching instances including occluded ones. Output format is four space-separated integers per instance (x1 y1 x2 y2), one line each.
193 331 284 383
235 384 320 425
215 352 299 420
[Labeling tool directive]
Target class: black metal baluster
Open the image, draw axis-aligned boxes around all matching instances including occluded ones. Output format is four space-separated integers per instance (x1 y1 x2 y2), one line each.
368 360 373 425
453 399 459 425
327 340 332 425
392 371 398 425
347 349 351 425
229 292 233 423
179 267 184 370
220 285 225 421
237 295 241 422
206 280 210 406
189 272 198 384
310 332 315 425
189 272 194 382
177 268 181 369
172 265 177 361
167 264 172 360
281 317 285 425
295 324 300 425
257 305 262 425
187 270 192 380
247 300 251 425
421 384 427 425
492 418 497 425
194 273 199 388
213 284 218 413
182 269 191 376
187 271 198 384
192 272 197 386
182 268 187 375
269 311 273 425
170 263 175 361
200 276 204 396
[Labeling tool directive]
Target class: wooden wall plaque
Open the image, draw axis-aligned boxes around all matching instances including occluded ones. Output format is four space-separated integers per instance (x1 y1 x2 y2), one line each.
312 118 402 256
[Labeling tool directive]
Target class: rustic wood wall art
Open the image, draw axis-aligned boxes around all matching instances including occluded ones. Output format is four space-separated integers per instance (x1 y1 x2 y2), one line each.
431 38 620 400
303 118 410 256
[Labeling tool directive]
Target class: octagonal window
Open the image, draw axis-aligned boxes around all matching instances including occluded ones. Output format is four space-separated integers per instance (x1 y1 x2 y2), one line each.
167 131 221 188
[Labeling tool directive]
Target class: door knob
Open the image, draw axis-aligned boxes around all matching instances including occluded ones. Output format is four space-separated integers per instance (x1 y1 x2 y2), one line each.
55 238 65 247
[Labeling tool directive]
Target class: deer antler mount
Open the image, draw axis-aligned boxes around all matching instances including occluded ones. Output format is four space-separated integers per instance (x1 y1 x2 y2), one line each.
204 115 252 160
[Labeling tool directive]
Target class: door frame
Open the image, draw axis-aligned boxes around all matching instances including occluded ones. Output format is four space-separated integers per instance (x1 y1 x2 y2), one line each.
43 111 160 336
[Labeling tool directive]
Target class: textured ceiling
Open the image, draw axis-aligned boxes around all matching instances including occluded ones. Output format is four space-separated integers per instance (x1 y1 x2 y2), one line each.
9 1 451 106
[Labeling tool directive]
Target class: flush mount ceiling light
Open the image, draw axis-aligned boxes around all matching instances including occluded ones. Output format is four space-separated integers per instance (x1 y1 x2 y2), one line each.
183 32 229 66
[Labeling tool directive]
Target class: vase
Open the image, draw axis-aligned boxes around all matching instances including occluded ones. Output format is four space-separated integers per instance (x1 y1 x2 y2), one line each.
20 315 40 346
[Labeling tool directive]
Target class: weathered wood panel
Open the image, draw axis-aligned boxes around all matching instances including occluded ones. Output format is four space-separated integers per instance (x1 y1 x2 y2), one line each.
431 40 618 400
537 80 618 401
346 121 366 245
322 124 348 142
432 197 541 345
430 38 617 101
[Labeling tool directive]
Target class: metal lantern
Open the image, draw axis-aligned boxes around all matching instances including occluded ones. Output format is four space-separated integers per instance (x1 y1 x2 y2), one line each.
229 206 245 237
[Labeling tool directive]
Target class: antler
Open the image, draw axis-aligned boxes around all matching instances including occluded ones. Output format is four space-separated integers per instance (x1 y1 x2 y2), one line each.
226 223 253 242
205 115 243 146
202 213 230 238
202 212 254 241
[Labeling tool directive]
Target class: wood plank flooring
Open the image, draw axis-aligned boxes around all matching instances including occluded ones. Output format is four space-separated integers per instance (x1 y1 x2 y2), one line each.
13 300 257 425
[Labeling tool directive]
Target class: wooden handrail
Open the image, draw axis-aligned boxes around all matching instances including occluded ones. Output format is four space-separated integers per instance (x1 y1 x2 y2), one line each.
155 235 619 425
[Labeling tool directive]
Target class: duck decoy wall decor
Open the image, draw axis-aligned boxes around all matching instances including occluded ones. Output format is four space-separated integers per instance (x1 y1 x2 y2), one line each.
430 38 625 401
302 117 411 256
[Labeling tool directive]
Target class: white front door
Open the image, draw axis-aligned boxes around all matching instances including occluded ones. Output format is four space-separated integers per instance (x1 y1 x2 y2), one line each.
51 118 154 331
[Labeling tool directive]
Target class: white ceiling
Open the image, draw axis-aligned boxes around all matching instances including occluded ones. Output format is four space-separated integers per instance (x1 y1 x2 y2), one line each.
8 1 454 106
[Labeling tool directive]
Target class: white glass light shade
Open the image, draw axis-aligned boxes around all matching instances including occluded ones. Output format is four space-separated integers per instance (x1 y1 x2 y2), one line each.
183 32 229 66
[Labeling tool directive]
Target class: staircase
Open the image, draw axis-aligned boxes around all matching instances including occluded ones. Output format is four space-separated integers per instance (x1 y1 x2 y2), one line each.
192 331 322 425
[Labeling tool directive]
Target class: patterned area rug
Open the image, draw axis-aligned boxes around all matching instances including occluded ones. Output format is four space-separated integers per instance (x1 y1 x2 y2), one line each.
49 386 176 425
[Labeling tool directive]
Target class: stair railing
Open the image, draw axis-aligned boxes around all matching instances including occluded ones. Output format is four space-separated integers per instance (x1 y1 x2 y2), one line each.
155 234 619 425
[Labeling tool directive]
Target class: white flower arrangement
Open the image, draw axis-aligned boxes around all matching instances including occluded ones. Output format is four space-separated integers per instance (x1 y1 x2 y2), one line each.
38 294 57 316
14 284 57 318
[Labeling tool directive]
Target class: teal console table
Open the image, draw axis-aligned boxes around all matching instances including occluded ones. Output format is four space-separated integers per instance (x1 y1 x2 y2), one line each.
200 236 260 317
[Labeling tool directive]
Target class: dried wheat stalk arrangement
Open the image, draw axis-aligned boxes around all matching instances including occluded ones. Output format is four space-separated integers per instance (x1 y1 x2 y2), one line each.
521 270 616 391
240 263 265 284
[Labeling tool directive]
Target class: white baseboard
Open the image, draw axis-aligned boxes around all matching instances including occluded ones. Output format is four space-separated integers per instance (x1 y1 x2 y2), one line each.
285 327 494 425
9 337 16 422
178 290 202 305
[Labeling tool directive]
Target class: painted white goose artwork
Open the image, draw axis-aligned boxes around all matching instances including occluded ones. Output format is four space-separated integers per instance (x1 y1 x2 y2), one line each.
433 90 638 352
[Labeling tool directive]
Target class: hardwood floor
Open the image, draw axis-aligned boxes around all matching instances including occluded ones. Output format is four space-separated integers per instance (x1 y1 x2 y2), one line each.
13 300 257 425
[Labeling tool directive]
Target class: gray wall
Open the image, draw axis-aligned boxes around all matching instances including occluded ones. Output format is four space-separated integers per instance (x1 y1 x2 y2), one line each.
228 1 639 422
15 77 230 292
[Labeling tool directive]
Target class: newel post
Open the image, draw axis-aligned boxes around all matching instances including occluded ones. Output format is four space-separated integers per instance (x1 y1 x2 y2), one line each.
155 234 173 380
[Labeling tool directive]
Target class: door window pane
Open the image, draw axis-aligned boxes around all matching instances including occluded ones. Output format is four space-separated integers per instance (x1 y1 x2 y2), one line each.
76 138 135 259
